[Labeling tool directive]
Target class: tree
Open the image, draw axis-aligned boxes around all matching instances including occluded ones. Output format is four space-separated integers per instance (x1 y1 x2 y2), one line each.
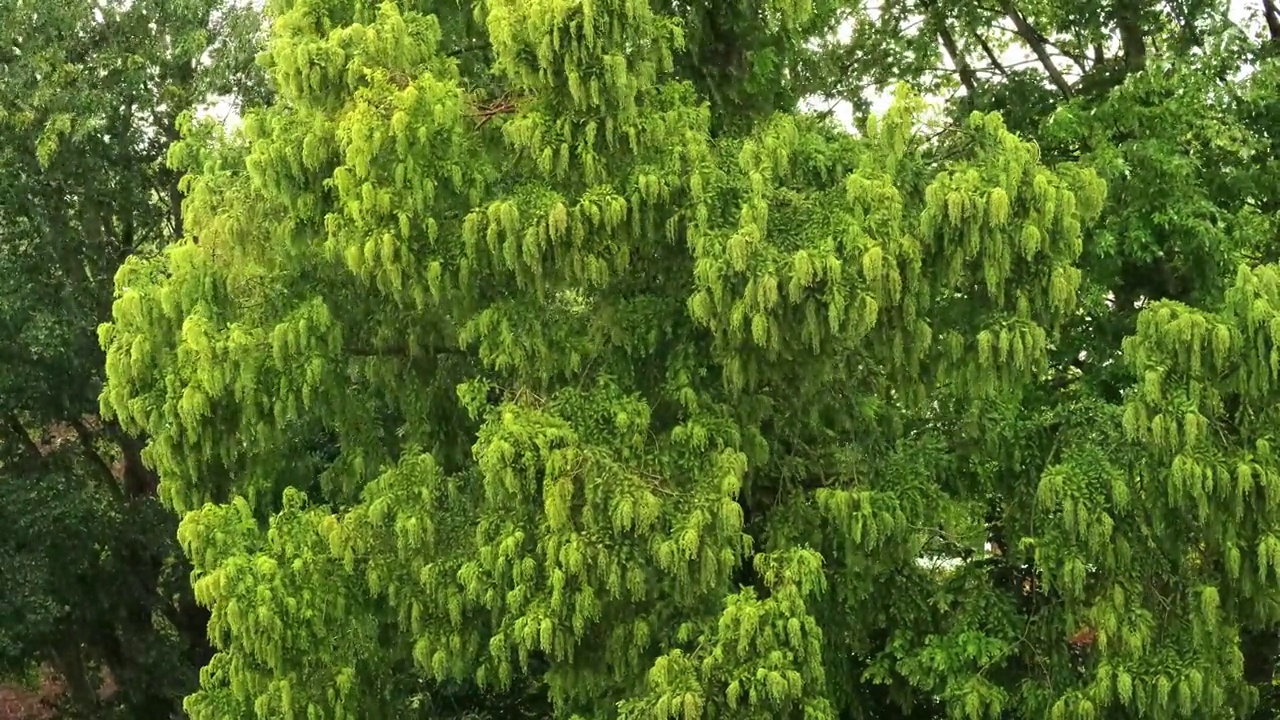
835 0 1280 712
0 0 264 715
99 1 1280 719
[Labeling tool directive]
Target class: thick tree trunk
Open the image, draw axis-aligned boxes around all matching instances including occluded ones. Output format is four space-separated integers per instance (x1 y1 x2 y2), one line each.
117 431 159 498
52 642 101 718
1113 0 1147 74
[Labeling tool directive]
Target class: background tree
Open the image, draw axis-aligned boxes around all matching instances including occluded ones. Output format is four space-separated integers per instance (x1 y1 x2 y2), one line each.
0 0 264 716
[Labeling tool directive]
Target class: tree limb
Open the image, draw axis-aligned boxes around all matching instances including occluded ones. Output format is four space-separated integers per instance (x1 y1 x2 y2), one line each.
976 34 1010 77
1112 0 1147 73
70 417 128 503
923 0 979 95
1264 0 1280 42
3 413 43 463
998 0 1073 96
114 429 159 498
446 40 491 57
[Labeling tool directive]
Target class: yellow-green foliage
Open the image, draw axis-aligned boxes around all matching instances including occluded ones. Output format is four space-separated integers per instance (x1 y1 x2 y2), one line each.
96 0 1280 719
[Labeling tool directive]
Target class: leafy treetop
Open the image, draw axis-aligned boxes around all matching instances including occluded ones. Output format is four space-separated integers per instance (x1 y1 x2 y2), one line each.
97 0 1280 719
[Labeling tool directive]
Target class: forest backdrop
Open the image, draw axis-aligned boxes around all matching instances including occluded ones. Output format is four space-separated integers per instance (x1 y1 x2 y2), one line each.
6 0 1280 718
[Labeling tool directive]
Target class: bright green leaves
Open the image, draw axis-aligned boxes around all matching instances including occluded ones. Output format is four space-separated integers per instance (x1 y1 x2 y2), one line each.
98 1 1110 707
620 549 832 720
486 0 681 119
1012 262 1280 719
684 92 1105 399
686 109 910 391
328 67 478 302
459 382 750 678
1122 265 1280 600
923 112 1086 312
103 243 245 510
311 380 753 712
922 110 1105 396
96 0 1280 718
265 0 443 103
261 4 487 311
1124 263 1280 476
178 492 396 720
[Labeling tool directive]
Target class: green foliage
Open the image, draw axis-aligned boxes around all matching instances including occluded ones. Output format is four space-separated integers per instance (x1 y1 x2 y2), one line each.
0 0 265 715
93 0 1280 719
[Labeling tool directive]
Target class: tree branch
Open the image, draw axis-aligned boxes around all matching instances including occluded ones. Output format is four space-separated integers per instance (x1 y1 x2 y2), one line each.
3 413 43 463
998 0 1073 96
923 0 979 95
976 34 1010 77
446 40 491 57
115 429 159 498
1112 0 1147 73
1264 0 1280 43
70 417 128 503
472 95 521 129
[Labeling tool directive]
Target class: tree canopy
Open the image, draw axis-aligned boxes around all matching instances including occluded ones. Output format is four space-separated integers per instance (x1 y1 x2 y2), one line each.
50 0 1280 718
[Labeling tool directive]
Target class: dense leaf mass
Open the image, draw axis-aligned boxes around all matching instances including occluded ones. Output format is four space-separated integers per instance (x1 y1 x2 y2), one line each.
77 0 1280 718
